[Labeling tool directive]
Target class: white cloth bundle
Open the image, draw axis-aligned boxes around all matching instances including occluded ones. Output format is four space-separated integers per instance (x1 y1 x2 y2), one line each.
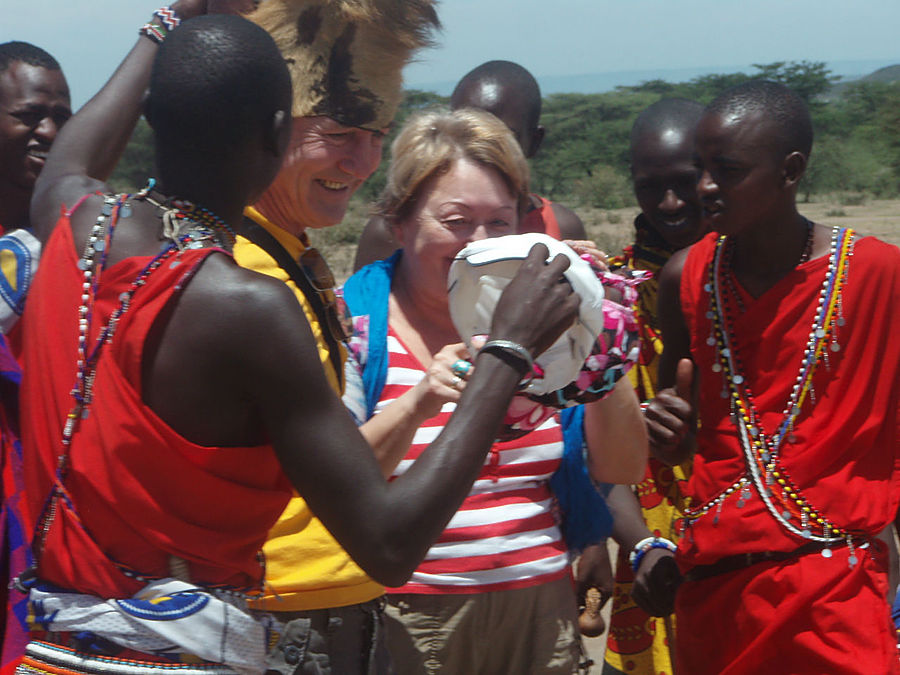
447 233 605 396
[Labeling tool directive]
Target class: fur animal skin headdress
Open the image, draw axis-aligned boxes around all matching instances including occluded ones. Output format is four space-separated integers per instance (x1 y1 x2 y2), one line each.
248 0 439 130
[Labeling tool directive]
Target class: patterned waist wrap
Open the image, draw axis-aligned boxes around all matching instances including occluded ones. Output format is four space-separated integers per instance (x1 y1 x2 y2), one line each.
19 579 282 675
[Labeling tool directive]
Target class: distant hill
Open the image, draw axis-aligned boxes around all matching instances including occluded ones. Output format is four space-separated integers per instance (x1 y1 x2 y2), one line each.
863 64 900 83
407 59 900 97
824 63 900 100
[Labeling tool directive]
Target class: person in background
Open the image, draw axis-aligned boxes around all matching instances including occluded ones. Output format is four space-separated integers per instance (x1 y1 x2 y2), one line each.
0 40 70 673
0 40 70 235
647 80 900 673
0 40 70 334
352 59 586 271
602 98 706 675
342 107 647 674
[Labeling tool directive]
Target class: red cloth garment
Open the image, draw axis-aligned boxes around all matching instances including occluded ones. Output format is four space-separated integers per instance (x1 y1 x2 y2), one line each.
519 195 561 240
675 232 900 674
0 334 25 675
19 214 292 599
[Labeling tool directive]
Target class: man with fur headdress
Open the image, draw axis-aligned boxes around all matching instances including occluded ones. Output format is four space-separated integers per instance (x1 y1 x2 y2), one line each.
233 1 441 671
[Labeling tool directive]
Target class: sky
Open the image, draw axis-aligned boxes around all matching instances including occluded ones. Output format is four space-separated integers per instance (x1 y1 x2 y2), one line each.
4 0 900 109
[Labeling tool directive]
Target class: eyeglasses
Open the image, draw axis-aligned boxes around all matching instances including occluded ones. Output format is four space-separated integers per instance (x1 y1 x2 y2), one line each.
299 246 351 343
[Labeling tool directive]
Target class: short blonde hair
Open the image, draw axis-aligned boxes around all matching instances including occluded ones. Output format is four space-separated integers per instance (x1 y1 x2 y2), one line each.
378 107 530 223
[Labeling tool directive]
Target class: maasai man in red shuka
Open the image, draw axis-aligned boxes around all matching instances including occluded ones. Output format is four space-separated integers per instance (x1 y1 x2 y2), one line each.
645 80 900 674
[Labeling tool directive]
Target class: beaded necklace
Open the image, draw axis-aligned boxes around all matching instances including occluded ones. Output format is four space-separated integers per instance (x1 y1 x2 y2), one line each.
35 186 260 593
683 226 863 564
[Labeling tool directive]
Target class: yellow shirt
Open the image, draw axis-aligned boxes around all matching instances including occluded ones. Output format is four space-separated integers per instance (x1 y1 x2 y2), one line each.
234 207 383 611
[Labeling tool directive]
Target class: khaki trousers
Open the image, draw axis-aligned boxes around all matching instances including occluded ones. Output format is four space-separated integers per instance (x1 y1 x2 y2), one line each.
384 576 581 674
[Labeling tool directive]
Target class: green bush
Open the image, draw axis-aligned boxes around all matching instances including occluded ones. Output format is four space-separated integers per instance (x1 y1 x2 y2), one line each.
573 164 633 210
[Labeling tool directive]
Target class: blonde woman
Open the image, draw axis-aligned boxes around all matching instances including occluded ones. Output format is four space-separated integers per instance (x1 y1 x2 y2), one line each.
342 108 646 674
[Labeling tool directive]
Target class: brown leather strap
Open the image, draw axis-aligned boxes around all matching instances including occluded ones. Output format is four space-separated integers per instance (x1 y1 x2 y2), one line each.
240 219 344 390
684 541 827 583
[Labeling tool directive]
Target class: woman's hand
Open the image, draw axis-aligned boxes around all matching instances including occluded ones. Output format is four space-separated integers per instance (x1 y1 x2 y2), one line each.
358 343 473 478
564 239 609 272
408 343 472 421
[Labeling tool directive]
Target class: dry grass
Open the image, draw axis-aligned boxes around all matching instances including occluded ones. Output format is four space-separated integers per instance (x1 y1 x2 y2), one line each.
314 198 900 285
579 196 900 256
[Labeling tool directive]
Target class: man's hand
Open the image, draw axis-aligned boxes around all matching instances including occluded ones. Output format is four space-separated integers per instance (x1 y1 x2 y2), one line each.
170 0 209 20
575 543 614 637
631 548 682 617
645 358 695 464
207 0 259 14
490 244 579 359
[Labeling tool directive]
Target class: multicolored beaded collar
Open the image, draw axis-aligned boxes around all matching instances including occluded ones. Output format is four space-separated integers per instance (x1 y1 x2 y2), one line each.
683 226 864 564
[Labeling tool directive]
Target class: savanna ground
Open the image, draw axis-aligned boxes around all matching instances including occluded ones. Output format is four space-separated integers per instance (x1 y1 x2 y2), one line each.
312 197 900 285
311 196 900 669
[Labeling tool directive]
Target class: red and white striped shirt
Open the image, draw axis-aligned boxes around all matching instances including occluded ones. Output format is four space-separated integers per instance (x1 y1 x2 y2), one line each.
380 328 569 594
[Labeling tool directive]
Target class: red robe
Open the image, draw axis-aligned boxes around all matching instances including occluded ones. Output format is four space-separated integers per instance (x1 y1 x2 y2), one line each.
675 232 900 674
18 214 292 598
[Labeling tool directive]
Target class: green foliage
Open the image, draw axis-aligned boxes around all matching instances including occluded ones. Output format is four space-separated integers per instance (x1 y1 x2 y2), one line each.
101 61 900 208
750 61 839 104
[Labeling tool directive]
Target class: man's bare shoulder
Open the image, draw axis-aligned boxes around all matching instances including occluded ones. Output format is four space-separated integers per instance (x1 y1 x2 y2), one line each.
549 202 587 240
353 215 398 271
174 253 319 354
659 246 692 287
188 253 295 305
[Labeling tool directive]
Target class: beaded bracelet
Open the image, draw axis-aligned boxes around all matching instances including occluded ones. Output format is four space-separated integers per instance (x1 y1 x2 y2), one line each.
139 7 182 44
153 6 182 31
140 22 167 44
628 536 677 573
480 339 535 388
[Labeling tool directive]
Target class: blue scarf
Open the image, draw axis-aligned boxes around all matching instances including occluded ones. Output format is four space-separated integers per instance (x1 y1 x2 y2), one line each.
342 252 611 551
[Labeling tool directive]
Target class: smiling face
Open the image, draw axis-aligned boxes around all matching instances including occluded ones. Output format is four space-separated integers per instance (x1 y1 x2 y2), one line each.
631 125 705 250
694 109 789 237
395 157 518 303
254 115 385 235
0 62 70 194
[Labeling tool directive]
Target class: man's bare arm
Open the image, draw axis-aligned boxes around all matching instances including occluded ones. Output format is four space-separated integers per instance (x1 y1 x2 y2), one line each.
582 378 647 484
29 0 239 243
645 248 697 465
606 484 681 616
182 245 580 587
